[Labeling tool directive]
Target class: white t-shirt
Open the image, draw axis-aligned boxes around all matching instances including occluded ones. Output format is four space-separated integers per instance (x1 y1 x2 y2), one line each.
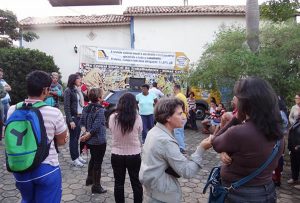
7 99 67 166
149 87 164 99
0 79 10 101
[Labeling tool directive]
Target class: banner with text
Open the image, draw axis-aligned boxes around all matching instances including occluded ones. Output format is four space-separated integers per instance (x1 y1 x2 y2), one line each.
95 48 189 70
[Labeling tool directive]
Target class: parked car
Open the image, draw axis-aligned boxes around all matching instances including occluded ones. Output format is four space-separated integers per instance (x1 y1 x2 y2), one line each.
103 89 141 123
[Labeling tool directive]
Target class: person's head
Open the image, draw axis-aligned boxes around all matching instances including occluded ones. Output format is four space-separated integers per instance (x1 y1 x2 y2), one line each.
295 92 300 105
0 68 3 79
217 103 224 111
210 97 217 104
76 72 83 78
189 92 195 98
210 101 217 109
173 84 181 94
26 70 52 98
141 84 150 95
88 88 103 103
115 93 138 134
234 77 282 140
152 82 158 88
67 73 81 88
154 97 184 130
51 72 59 83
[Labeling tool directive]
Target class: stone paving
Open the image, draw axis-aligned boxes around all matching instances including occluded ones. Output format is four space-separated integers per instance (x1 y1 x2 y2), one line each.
1 126 300 203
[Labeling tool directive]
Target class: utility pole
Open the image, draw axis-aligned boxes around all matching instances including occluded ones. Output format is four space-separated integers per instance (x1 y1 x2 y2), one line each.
184 0 188 6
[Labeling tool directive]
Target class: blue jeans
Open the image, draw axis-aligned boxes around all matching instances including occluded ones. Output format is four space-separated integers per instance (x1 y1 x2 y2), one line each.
14 164 62 203
174 119 187 150
68 116 81 160
141 114 154 143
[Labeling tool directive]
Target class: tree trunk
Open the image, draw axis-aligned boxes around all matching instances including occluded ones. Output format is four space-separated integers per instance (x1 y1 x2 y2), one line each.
246 0 260 53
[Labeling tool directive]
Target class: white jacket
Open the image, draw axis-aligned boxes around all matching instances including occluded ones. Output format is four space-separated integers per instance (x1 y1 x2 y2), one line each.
139 123 205 203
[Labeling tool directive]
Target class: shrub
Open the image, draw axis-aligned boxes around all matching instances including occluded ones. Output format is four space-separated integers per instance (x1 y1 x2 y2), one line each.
0 47 59 104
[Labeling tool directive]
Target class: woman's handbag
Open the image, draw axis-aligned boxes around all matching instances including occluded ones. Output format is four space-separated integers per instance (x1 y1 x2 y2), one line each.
203 140 281 203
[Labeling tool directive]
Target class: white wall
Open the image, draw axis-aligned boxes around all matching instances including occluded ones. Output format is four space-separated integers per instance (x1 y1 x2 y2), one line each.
23 25 131 82
133 15 245 64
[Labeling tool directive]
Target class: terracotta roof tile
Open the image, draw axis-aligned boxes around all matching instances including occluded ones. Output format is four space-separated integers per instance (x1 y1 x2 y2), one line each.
124 5 245 16
20 15 130 27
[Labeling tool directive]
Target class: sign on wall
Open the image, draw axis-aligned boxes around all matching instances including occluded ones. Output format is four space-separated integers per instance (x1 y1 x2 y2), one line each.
95 48 189 70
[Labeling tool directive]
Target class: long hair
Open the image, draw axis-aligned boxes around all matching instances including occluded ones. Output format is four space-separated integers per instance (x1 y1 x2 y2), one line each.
115 93 138 135
234 77 282 141
67 74 79 88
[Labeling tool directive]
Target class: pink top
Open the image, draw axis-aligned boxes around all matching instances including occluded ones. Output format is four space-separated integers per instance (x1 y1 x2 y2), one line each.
109 113 143 155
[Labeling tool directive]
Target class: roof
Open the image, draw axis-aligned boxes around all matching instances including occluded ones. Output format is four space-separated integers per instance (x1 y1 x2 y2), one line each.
124 5 245 16
20 15 130 27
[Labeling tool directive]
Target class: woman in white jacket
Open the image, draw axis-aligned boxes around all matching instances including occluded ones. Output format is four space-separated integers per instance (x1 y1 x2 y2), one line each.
139 97 211 203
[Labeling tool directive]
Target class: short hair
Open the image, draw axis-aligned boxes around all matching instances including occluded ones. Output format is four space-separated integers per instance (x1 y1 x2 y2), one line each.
26 70 52 97
174 84 181 90
88 88 103 103
51 72 59 78
152 82 158 87
67 73 80 88
142 84 150 89
154 97 183 124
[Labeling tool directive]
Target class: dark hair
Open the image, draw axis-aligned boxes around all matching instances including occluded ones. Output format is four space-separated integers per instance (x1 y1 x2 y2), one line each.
174 84 181 90
88 88 103 103
115 93 138 134
152 82 158 87
234 77 282 141
26 70 52 97
142 84 149 89
210 97 217 104
189 92 195 97
67 74 79 88
76 72 83 78
219 103 225 109
155 97 183 124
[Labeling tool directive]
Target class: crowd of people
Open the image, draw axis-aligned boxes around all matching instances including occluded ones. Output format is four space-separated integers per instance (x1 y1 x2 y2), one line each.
2 69 300 203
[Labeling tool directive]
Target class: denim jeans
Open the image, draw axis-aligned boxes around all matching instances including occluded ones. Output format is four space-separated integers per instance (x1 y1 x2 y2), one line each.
68 116 81 161
111 154 143 203
141 114 154 143
174 119 187 150
225 181 276 203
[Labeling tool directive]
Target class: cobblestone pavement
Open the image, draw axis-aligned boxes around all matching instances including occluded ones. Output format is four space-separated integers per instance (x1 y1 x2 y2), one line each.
1 127 300 203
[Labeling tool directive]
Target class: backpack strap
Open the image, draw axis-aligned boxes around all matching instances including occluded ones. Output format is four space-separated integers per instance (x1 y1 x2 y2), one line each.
229 140 281 190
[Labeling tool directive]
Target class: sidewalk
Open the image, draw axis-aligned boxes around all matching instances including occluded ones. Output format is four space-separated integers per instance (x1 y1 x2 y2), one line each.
1 129 300 202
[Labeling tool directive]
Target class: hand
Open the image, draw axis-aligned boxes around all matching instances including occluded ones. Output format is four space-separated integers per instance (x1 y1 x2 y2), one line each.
81 127 86 133
70 122 76 130
220 152 232 165
80 132 91 142
200 134 213 150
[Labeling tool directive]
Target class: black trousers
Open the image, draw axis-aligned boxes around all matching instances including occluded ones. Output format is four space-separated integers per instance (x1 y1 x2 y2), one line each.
188 109 198 130
111 154 143 203
290 151 300 181
88 143 106 172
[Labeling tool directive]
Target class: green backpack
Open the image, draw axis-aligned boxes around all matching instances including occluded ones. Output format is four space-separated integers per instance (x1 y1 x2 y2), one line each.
4 101 50 173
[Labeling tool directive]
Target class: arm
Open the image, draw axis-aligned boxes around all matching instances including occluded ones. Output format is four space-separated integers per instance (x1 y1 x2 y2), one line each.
289 106 296 125
137 115 143 135
54 110 68 146
80 108 87 129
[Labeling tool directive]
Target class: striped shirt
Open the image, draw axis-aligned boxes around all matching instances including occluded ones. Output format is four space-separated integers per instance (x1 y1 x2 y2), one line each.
187 97 196 110
109 113 142 155
7 99 67 167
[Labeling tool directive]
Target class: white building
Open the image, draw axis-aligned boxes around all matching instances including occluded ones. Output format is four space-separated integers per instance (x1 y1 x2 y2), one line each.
20 5 246 81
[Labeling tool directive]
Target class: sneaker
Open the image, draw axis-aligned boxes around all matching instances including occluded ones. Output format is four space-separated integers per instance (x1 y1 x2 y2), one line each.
78 156 87 164
287 179 298 184
72 158 84 167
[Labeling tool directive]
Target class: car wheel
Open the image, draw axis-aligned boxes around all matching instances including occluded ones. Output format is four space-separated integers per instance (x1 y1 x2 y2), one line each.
196 105 206 120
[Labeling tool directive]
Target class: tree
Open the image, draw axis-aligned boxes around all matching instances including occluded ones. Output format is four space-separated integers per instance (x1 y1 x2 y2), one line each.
0 48 59 103
260 0 300 22
0 9 38 47
246 0 260 53
189 22 300 106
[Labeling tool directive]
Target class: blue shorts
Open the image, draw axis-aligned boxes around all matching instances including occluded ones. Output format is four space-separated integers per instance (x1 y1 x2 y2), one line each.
13 164 62 203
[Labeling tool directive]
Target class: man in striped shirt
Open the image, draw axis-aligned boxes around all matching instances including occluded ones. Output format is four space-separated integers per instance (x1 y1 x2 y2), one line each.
7 71 67 203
